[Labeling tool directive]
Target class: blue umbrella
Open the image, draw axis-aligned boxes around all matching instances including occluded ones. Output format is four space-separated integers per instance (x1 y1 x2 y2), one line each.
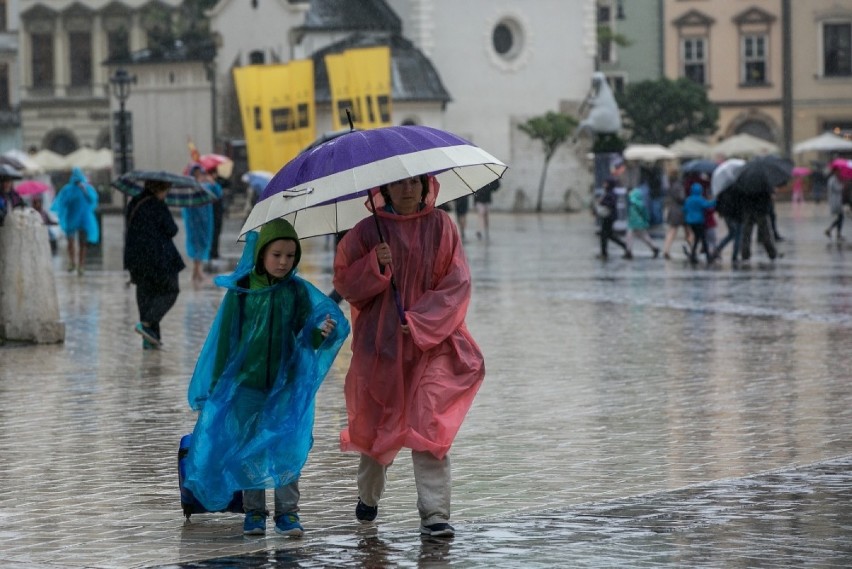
680 159 717 175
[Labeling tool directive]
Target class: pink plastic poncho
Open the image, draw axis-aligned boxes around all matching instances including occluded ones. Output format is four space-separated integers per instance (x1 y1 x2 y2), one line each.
333 180 485 465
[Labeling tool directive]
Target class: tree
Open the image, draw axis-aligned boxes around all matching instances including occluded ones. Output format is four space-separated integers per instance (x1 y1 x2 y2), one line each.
616 78 719 146
517 111 578 212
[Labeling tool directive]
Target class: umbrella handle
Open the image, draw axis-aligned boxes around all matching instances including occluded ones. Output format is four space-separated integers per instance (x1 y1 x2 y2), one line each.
367 189 407 325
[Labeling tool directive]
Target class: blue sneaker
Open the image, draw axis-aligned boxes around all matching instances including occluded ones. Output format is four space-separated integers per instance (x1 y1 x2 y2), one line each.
134 323 161 347
243 511 267 535
142 338 158 350
274 513 304 537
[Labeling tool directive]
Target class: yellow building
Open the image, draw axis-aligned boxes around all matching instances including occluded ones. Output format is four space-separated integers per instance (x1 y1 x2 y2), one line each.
663 0 852 152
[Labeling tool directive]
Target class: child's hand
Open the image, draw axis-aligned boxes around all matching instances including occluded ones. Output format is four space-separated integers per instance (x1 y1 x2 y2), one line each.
319 314 336 338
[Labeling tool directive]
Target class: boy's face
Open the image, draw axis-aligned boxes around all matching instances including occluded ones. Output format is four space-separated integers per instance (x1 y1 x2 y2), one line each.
262 239 297 279
387 176 422 214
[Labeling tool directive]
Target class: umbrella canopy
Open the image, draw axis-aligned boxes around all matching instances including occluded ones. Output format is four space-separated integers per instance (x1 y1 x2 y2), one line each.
712 133 779 158
240 125 507 239
14 180 52 196
735 156 794 193
3 149 44 175
111 170 217 208
668 136 713 159
793 132 852 154
710 158 746 196
241 170 274 191
199 153 233 178
0 163 23 180
623 144 676 162
680 158 717 175
31 149 68 171
830 158 852 180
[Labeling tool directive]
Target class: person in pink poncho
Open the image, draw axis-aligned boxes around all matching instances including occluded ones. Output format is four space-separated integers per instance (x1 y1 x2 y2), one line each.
333 174 485 538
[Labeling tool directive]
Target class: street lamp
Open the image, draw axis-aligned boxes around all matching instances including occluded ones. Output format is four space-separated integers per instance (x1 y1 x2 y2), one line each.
109 68 136 176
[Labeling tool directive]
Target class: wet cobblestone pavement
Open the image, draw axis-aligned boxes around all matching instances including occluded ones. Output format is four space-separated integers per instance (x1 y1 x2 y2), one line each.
1 202 851 568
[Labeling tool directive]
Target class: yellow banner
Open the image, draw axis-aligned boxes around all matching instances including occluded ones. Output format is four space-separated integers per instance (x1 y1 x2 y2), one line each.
233 60 316 172
233 65 267 172
326 46 392 130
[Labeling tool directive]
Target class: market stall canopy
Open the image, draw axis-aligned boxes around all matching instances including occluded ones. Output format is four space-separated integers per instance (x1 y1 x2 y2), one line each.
623 144 676 162
668 136 713 159
32 149 68 171
792 132 852 155
712 133 779 158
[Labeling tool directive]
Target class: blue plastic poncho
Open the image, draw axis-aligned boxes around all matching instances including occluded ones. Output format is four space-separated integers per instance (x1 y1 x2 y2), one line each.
183 224 349 511
51 167 99 243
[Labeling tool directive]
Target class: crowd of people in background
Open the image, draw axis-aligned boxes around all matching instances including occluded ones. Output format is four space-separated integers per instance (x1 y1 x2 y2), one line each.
591 154 851 266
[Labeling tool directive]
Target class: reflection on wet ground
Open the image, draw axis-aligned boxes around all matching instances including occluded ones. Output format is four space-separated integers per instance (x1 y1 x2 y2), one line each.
1 203 851 568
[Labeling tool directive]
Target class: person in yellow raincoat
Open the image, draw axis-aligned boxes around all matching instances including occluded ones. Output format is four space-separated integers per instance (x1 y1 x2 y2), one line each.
333 174 485 538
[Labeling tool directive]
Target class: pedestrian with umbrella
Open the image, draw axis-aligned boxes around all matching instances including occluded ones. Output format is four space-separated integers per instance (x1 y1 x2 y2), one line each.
240 123 503 538
333 173 484 538
51 167 99 275
115 173 197 349
736 156 793 262
0 164 24 227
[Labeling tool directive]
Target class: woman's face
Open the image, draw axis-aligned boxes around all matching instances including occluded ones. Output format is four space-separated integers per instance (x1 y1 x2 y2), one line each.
262 239 297 279
387 176 422 215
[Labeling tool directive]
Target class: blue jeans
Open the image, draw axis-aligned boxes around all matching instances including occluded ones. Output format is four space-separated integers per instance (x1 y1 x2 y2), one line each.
715 217 743 261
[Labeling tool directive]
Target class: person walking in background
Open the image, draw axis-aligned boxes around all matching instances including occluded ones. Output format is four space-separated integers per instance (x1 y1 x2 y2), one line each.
474 178 499 240
452 195 469 242
333 174 484 538
824 163 846 242
596 178 629 260
711 182 745 264
0 168 24 226
683 182 716 265
51 167 99 275
183 165 220 284
661 173 690 260
184 219 347 538
124 180 185 349
624 185 660 259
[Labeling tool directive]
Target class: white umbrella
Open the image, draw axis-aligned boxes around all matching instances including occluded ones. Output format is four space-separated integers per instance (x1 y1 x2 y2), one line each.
4 149 45 174
792 132 852 154
91 148 114 170
712 133 779 158
710 158 746 196
623 144 676 162
668 136 713 159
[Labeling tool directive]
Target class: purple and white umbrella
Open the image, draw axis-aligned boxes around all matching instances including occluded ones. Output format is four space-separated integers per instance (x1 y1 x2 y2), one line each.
239 125 507 239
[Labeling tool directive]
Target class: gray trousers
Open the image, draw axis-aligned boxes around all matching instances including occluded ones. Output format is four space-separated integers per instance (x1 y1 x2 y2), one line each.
243 480 299 518
357 451 451 525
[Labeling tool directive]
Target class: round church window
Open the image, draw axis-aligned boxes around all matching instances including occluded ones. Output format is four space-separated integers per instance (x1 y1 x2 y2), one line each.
492 18 523 61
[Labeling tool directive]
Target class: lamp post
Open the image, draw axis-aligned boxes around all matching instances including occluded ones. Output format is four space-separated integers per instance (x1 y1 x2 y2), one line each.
109 68 136 176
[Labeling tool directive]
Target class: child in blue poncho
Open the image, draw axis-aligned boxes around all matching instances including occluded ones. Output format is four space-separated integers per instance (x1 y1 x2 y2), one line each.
184 218 349 537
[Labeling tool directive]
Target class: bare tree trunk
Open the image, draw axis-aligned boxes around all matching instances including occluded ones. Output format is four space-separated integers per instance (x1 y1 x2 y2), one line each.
535 156 552 213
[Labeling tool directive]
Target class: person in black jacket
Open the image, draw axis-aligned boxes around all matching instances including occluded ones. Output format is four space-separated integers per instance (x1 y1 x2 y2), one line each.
124 180 186 349
711 184 746 263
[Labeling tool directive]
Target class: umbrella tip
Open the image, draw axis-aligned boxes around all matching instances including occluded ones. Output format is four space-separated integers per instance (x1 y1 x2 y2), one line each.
345 108 354 131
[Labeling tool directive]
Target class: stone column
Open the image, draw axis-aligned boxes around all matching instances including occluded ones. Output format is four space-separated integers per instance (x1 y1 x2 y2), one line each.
0 208 65 344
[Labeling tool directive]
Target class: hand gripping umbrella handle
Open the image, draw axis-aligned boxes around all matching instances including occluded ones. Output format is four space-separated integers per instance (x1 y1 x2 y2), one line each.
368 190 407 325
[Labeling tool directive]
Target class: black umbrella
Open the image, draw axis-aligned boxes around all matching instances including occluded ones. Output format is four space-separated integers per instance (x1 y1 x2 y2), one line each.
111 170 217 207
734 156 794 193
680 158 717 176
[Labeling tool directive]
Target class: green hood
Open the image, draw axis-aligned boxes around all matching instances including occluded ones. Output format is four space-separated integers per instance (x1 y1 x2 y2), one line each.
251 219 302 285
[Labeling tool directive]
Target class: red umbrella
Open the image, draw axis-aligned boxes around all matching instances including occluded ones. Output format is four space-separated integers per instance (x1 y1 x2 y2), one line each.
791 166 811 177
199 154 233 177
14 179 52 196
